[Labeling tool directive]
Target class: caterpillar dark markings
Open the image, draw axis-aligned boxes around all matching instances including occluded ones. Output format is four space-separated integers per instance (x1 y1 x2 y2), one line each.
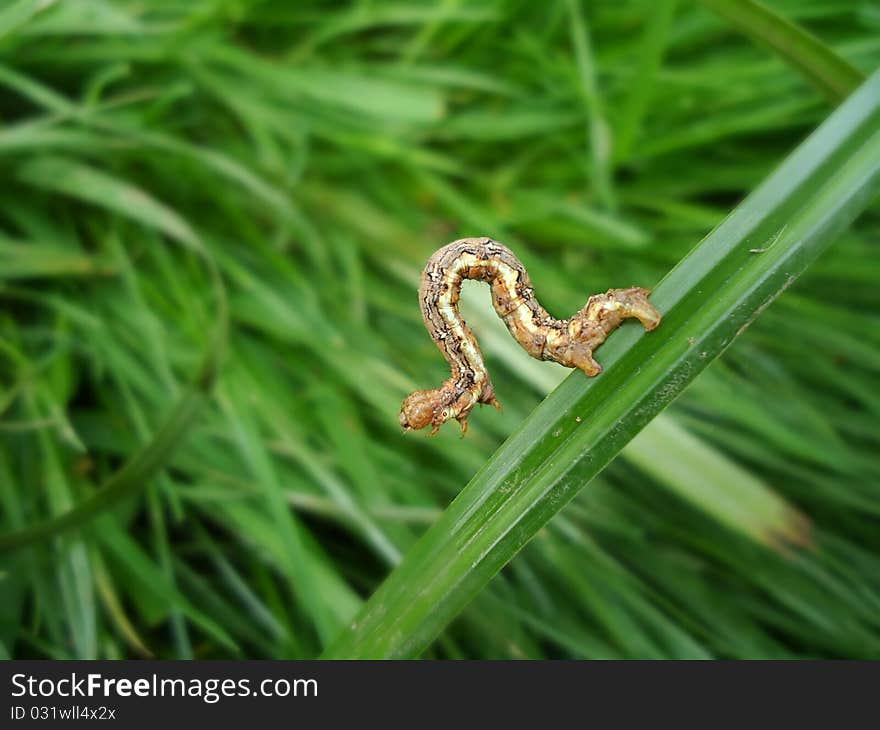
400 237 662 435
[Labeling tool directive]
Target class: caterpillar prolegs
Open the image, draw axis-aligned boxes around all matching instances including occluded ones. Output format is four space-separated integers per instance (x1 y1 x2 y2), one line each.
399 237 662 435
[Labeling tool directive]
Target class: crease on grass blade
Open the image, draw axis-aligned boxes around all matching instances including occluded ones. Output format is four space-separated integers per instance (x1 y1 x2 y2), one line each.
322 71 880 659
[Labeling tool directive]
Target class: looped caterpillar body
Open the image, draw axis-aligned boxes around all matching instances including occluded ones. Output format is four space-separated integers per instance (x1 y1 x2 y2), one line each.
399 237 662 435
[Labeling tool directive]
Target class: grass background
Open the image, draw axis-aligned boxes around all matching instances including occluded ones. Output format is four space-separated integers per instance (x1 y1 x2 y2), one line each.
1 0 879 659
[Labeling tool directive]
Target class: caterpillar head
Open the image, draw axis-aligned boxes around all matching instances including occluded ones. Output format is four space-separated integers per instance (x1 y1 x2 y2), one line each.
399 389 441 432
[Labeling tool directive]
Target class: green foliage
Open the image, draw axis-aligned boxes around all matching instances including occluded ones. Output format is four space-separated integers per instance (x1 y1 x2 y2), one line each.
697 0 865 101
0 0 878 659
325 72 880 657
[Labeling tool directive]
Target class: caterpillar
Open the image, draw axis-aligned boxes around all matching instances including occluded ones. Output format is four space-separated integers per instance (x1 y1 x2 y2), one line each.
399 237 662 435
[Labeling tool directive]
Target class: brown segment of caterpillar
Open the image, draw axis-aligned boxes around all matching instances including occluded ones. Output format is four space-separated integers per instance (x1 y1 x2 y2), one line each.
399 237 663 435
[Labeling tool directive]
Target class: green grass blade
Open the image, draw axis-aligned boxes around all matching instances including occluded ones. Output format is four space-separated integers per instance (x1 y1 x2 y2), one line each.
323 71 880 659
625 415 810 550
0 159 228 553
0 0 58 40
459 279 809 549
697 0 865 102
0 386 206 553
17 157 201 250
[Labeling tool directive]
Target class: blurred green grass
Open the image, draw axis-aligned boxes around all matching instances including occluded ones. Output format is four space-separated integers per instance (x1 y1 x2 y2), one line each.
1 0 879 659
